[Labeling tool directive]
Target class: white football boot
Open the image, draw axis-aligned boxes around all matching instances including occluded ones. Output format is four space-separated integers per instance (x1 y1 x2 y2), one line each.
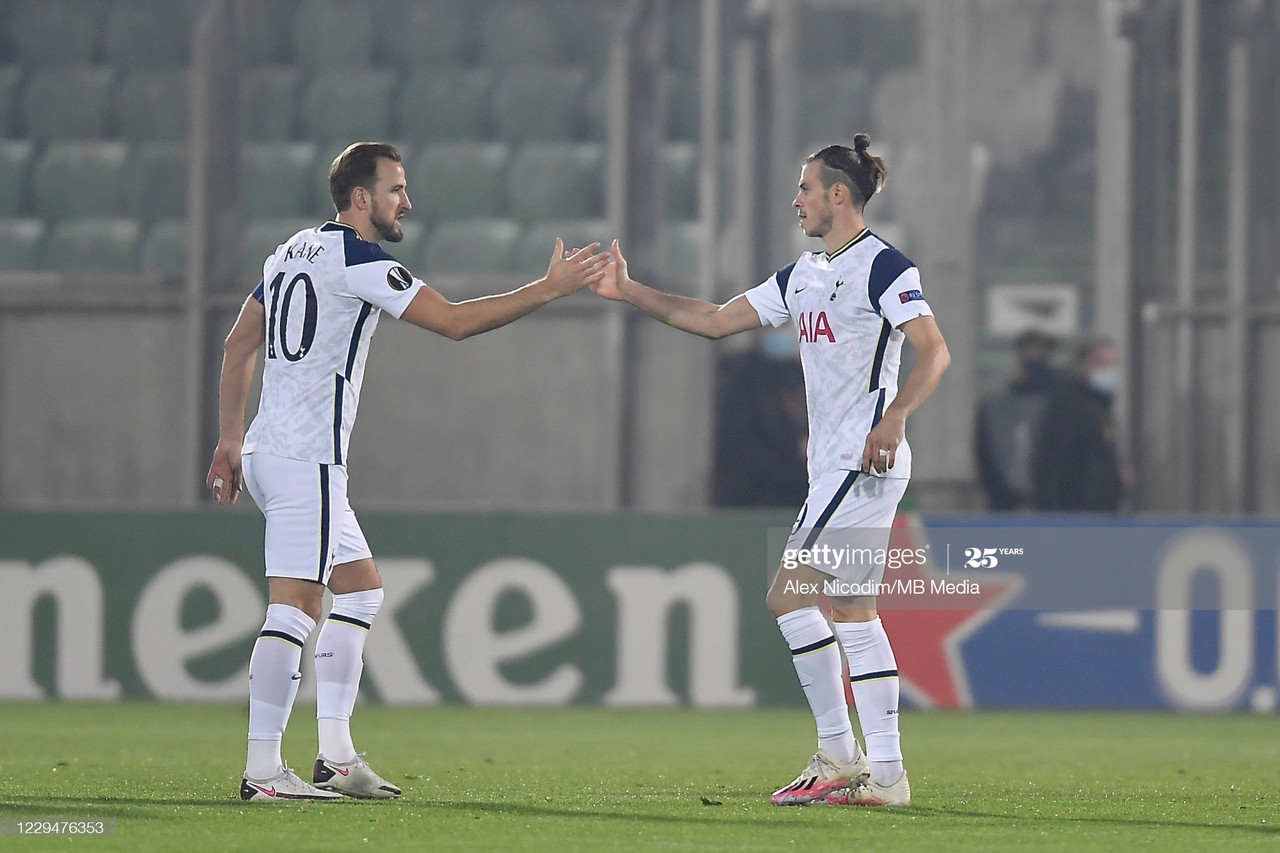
240 765 345 802
313 754 403 799
769 748 869 806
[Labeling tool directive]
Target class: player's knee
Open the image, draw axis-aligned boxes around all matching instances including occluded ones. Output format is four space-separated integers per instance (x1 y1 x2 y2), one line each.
268 578 325 622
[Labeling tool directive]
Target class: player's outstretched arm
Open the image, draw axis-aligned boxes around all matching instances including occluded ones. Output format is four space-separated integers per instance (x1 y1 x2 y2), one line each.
860 314 950 474
591 240 762 340
206 295 265 505
400 239 610 340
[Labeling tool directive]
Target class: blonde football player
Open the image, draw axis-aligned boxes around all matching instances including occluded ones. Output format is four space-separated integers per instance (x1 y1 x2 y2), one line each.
207 142 609 801
591 135 949 807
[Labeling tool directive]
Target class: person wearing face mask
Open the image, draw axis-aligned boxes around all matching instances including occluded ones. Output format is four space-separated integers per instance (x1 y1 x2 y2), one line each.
974 330 1060 510
1030 336 1123 512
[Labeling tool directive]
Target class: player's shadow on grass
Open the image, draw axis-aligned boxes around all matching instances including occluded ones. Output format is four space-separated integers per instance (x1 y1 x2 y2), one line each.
431 800 1277 837
906 804 1277 837
0 796 308 811
429 798 799 828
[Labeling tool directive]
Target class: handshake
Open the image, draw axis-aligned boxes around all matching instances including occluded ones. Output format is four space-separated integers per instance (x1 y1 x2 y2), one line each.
542 237 632 303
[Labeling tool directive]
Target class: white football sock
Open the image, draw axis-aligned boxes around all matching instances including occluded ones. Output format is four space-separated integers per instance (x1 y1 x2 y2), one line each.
315 588 383 763
777 607 859 765
836 617 903 786
246 603 315 780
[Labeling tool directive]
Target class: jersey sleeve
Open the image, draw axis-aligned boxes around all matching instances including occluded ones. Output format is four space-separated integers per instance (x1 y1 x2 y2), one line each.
742 261 796 328
869 249 933 328
342 258 426 319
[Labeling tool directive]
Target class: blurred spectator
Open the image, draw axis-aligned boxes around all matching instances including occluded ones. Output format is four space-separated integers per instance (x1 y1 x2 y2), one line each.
974 330 1059 510
712 329 809 507
1031 337 1123 512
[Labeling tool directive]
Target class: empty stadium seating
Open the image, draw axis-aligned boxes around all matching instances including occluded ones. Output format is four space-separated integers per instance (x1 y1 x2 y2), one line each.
43 217 140 273
382 0 474 69
116 70 189 142
129 141 187 222
20 66 114 141
398 68 492 144
8 0 107 66
422 218 520 275
480 2 561 69
241 142 316 219
0 139 33 216
102 0 196 68
0 0 664 276
0 217 43 269
138 218 186 278
291 0 375 71
507 143 603 225
302 67 396 150
33 140 129 221
0 65 19 136
241 66 301 141
493 67 588 143
408 142 509 224
663 142 698 221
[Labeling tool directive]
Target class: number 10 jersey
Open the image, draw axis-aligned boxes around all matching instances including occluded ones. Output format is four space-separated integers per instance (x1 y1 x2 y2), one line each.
243 221 424 466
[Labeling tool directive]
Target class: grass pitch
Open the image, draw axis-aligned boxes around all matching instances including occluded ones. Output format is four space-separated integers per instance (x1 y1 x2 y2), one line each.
0 704 1276 851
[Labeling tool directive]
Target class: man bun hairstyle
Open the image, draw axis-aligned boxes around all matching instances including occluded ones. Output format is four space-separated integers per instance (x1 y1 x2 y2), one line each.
329 141 402 212
807 133 888 211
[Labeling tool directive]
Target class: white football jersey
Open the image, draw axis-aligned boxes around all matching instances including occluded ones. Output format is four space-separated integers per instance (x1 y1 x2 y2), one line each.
243 221 425 465
743 229 933 481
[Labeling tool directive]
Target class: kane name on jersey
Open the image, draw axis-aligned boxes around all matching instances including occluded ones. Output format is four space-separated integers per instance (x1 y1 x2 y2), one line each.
243 221 425 466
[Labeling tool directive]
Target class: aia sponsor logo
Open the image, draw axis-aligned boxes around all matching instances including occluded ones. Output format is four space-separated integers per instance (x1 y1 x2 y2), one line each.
797 310 836 343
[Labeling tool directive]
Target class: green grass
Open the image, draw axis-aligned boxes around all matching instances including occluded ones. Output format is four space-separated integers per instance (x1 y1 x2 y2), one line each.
0 704 1277 851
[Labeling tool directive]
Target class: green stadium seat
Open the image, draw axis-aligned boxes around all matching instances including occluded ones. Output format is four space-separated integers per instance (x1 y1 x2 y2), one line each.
667 0 701 71
292 0 374 70
480 1 560 69
241 66 300 141
555 0 622 69
139 218 186 278
408 142 509 225
243 0 297 65
128 142 187 222
116 69 189 142
422 219 520 275
663 143 698 221
8 0 109 66
242 142 316 220
383 0 474 69
302 67 396 150
514 220 612 276
242 218 315 281
43 217 140 273
799 67 871 147
0 66 21 137
0 218 44 270
656 220 704 291
21 66 114 141
102 0 196 68
493 67 587 143
33 140 129 221
507 143 603 225
0 139 34 216
398 68 492 144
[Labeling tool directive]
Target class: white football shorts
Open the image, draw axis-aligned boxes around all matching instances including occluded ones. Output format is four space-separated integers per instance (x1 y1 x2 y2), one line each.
784 469 909 586
241 452 373 583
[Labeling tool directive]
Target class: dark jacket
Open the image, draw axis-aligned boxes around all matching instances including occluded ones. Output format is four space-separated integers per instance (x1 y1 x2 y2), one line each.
1031 378 1122 512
